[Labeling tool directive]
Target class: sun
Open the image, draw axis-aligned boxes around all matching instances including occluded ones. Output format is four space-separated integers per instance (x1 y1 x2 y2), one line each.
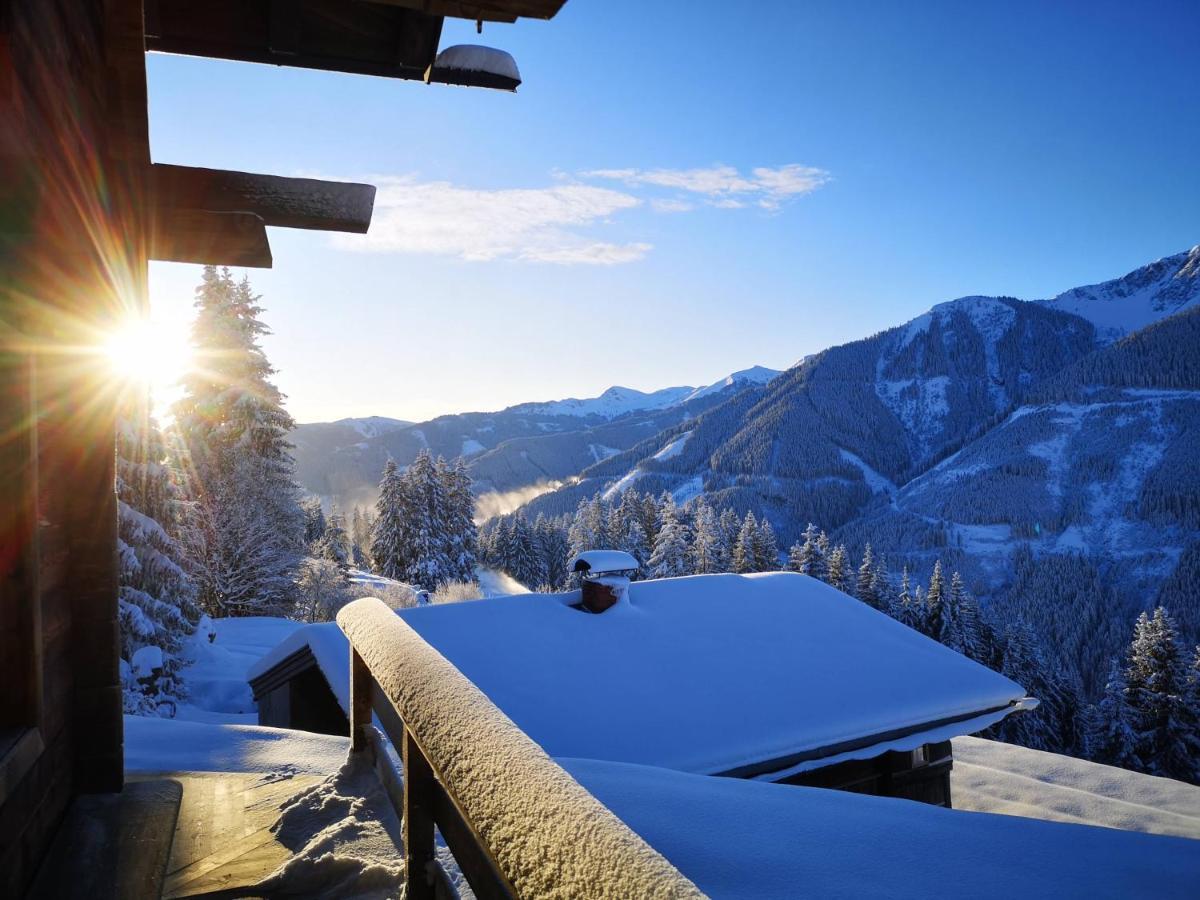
102 315 194 410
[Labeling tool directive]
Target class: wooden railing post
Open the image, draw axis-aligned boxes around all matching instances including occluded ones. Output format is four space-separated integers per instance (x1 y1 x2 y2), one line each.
403 729 437 900
350 647 371 753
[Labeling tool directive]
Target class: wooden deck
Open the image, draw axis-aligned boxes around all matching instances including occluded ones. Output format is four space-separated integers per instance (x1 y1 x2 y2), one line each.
27 771 336 899
140 772 327 899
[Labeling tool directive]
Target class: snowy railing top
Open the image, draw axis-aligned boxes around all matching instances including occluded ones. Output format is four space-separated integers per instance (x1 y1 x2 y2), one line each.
336 597 703 899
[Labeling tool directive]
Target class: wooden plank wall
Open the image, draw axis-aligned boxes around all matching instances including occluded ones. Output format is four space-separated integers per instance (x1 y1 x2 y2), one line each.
0 0 148 893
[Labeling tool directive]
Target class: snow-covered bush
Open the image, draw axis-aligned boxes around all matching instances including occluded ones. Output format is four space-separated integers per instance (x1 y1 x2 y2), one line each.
431 579 483 605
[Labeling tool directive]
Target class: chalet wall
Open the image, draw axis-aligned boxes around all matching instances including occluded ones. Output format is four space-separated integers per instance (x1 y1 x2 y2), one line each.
0 0 146 893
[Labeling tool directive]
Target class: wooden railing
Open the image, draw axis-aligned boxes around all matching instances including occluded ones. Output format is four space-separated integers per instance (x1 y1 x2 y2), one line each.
337 598 703 900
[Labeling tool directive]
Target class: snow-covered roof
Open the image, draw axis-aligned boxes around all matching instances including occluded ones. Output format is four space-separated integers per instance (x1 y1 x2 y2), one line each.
390 573 1028 775
569 549 639 575
565 756 1200 899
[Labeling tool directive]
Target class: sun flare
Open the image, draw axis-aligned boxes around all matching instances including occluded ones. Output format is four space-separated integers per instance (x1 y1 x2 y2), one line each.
102 316 194 409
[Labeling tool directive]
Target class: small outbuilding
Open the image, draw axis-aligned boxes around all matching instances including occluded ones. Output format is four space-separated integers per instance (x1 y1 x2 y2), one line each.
248 571 1033 807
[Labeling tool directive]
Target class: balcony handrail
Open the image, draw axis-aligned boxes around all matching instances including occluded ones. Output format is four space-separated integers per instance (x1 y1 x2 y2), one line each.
337 597 704 900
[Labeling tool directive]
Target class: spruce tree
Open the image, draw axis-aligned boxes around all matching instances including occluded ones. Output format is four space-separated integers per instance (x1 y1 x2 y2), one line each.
690 502 726 574
173 267 303 615
756 519 780 571
117 405 198 714
649 498 691 578
856 544 879 608
319 510 351 576
1085 659 1138 769
1125 608 1195 781
732 512 759 574
622 519 651 578
925 560 946 640
371 460 407 580
825 544 849 593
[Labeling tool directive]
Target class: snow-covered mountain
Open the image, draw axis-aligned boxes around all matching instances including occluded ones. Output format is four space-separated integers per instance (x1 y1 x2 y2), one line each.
1038 245 1200 340
291 365 779 506
683 365 781 403
508 384 697 419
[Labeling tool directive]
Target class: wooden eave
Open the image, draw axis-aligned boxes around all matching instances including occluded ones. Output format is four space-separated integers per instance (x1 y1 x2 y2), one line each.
371 0 568 23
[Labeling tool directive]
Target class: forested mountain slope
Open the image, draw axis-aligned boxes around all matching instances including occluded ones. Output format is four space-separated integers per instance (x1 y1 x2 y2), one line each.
522 296 1097 532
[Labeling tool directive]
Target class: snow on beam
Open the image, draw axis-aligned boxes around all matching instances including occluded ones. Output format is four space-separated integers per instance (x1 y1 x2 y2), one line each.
148 208 272 268
151 164 376 234
336 597 702 899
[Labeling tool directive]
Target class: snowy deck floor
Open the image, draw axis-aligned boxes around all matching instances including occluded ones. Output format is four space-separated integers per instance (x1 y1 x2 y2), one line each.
139 772 327 898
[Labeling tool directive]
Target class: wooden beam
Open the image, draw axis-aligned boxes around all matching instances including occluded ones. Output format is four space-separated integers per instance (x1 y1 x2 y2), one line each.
152 163 376 234
149 209 273 268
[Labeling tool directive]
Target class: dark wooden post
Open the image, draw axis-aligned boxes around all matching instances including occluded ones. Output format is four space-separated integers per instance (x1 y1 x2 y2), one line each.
403 729 437 900
349 647 372 752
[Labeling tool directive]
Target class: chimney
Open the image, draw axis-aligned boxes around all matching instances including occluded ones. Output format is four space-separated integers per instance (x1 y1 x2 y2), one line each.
568 550 638 614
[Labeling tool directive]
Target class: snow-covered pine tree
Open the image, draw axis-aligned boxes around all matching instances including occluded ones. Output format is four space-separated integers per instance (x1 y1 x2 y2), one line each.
173 267 303 616
510 515 544 587
890 567 920 629
302 496 327 549
924 560 946 640
349 506 371 568
756 518 780 571
1084 658 1138 769
994 620 1080 754
690 501 727 574
732 511 759 574
649 498 691 579
711 506 734 555
371 459 407 580
568 497 599 560
791 523 824 579
442 457 479 583
117 403 198 715
401 450 451 590
825 544 849 593
1124 608 1196 781
622 518 651 578
319 509 351 575
856 544 880 608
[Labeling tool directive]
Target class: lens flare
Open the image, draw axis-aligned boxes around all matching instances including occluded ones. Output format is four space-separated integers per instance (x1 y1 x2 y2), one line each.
102 316 193 409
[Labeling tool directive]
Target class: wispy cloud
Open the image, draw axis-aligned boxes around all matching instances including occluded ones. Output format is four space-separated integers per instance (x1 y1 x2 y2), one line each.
335 176 650 265
582 163 830 210
334 162 829 264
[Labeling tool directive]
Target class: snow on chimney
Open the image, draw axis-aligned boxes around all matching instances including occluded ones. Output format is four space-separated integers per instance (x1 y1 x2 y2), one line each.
569 550 638 614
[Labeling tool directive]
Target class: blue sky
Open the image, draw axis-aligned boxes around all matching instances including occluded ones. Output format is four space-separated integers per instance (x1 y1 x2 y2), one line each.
146 0 1199 423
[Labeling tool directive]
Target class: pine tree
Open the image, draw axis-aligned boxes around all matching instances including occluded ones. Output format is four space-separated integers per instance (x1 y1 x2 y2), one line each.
173 267 303 616
302 496 327 549
717 507 742 561
1125 608 1195 781
622 519 651 578
649 498 691 578
856 544 880 608
349 506 371 568
690 502 727 574
319 510 351 575
442 458 478 583
825 544 849 593
791 523 824 579
1085 659 1138 769
732 512 759 574
925 560 946 640
371 460 407 580
756 518 780 571
117 404 198 714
